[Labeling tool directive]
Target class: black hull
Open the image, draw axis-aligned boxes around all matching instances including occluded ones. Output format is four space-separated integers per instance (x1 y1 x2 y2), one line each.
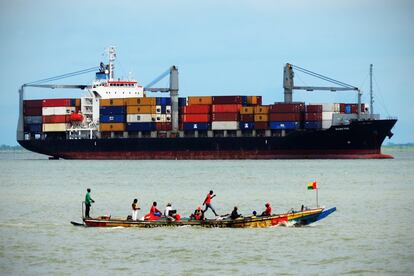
18 119 397 159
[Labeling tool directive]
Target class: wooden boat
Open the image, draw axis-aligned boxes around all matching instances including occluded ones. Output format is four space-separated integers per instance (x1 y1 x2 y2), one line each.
72 207 336 228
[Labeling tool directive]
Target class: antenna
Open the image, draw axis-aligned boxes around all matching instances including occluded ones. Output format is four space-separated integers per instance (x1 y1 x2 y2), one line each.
107 46 116 80
370 64 374 116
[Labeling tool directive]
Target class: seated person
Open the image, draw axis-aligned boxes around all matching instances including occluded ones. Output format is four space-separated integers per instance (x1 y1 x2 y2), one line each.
150 201 162 217
230 206 241 220
261 203 272 216
190 206 204 220
251 210 257 218
164 203 176 221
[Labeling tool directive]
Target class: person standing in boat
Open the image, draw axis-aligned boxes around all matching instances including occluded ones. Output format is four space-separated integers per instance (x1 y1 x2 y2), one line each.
261 203 272 216
131 199 141 221
203 190 218 216
84 188 95 218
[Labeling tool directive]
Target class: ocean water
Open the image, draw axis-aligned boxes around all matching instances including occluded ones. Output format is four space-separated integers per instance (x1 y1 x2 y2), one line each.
0 150 413 275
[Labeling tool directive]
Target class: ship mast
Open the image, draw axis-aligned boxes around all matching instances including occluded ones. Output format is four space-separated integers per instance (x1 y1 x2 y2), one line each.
108 46 116 80
370 64 374 116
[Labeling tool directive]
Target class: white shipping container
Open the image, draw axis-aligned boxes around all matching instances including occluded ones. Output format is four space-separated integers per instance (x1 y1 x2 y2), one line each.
311 103 340 112
211 121 239 130
42 123 68 132
126 114 154 123
166 106 171 114
24 116 42 124
42 107 75 116
166 114 171 121
322 120 332 129
322 112 335 121
155 105 162 114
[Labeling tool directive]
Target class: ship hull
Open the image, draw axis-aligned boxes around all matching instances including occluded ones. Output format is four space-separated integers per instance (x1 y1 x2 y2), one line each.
18 119 397 160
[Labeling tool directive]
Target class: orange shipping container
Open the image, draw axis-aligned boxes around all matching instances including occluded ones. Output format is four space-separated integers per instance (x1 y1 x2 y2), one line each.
125 97 156 106
212 104 241 113
240 107 254 114
126 105 156 114
254 105 269 114
100 98 126 106
75 99 81 107
254 114 269 122
247 96 262 105
100 123 125 132
188 96 213 105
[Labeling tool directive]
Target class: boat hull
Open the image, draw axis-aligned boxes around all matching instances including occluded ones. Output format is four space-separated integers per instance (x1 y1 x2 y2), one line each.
18 119 396 160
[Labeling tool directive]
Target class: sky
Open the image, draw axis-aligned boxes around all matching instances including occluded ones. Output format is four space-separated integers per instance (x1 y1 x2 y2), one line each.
0 0 413 145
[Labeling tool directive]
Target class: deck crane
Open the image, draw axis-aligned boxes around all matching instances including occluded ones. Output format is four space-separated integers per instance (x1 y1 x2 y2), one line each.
283 64 363 120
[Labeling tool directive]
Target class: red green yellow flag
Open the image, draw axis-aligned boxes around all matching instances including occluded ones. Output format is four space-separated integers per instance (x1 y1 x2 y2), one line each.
307 181 317 190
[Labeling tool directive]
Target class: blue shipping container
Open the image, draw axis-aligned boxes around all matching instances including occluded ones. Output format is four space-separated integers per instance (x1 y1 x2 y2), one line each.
241 96 248 106
161 105 166 114
100 114 125 123
239 122 254 130
178 97 187 107
24 123 42 133
24 116 42 124
70 99 76 106
345 104 351 114
156 97 172 106
304 121 322 129
100 106 125 115
269 121 300 130
126 122 156 132
182 122 210 131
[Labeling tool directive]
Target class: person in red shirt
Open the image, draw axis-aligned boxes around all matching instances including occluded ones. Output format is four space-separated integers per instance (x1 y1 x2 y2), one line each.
203 190 218 216
261 203 272 216
150 201 162 217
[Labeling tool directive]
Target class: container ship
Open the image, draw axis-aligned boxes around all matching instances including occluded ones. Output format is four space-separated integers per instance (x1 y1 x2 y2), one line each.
17 47 397 159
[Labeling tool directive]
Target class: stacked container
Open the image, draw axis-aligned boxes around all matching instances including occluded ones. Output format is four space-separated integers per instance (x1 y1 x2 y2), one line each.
124 97 155 132
100 98 126 132
23 100 43 134
304 104 323 129
339 103 366 114
253 105 269 130
42 99 80 132
268 103 304 130
181 96 212 131
154 97 172 131
211 96 243 130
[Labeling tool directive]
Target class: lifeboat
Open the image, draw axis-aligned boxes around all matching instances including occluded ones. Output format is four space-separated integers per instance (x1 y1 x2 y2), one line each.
69 112 83 122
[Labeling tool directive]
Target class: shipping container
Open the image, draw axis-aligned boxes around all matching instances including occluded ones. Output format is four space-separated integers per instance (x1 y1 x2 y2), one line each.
126 122 155 132
254 105 269 114
24 123 42 133
24 107 43 116
23 100 43 108
42 115 71 123
305 105 323 113
241 96 248 106
240 114 255 122
156 122 172 131
212 112 239 121
181 114 210 123
310 103 340 112
239 122 254 130
254 122 268 130
212 96 243 104
254 114 269 122
154 114 170 122
322 112 334 121
211 121 239 130
269 121 300 130
42 123 68 132
340 103 365 114
125 97 156 106
155 105 162 114
304 121 322 129
100 114 125 123
188 96 212 105
247 96 262 105
24 116 42 124
126 114 154 123
126 105 156 114
100 98 126 106
269 113 302 121
178 97 187 107
240 107 254 115
212 104 241 113
42 99 72 107
156 97 172 106
269 103 305 113
182 122 210 131
100 106 126 115
100 123 126 132
75 99 81 107
42 107 76 116
304 112 322 121
182 105 211 114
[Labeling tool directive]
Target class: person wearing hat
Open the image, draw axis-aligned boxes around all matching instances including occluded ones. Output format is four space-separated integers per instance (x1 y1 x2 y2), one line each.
261 202 272 216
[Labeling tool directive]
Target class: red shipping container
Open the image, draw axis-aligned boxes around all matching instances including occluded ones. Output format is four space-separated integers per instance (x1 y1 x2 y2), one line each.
212 112 239 121
254 122 268 130
240 114 254 122
23 107 43 116
269 103 305 113
181 114 210 123
269 113 302 121
339 103 365 113
212 104 241 113
42 115 70 123
304 112 322 121
182 105 211 114
42 99 72 107
156 122 172 131
306 105 323 113
212 96 243 104
24 100 43 108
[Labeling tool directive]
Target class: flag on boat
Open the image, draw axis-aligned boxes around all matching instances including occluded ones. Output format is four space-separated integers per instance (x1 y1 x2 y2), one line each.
308 181 317 190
